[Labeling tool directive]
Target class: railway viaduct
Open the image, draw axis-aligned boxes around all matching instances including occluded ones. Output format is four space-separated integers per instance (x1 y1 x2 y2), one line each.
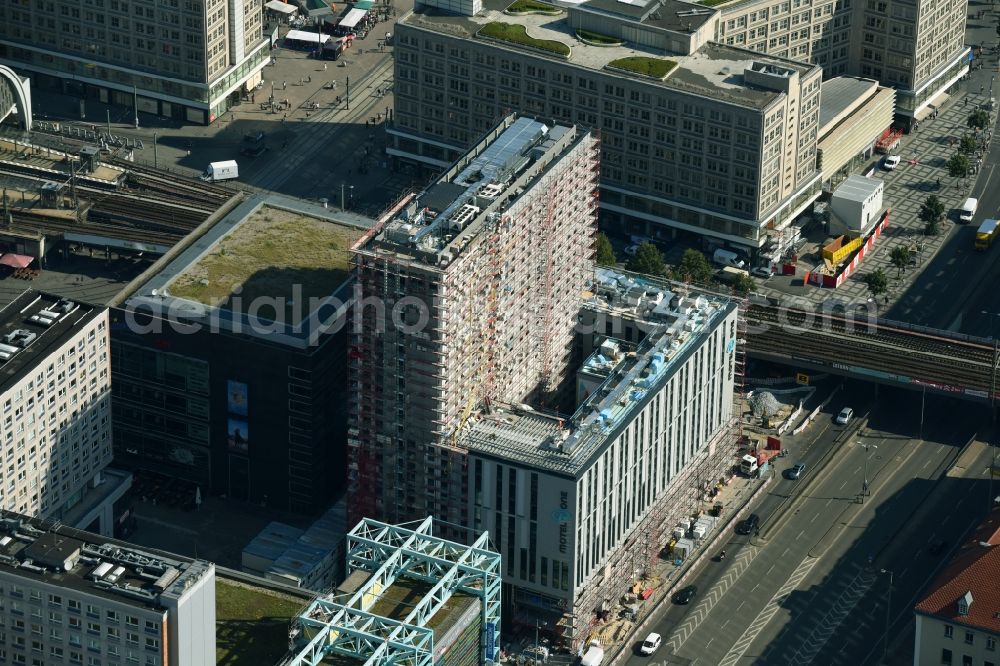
746 304 999 403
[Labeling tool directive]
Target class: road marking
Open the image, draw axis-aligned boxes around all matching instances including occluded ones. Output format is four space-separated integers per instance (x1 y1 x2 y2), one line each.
717 557 819 666
766 563 775 575
839 480 848 489
784 564 878 665
825 499 833 507
811 513 819 523
665 546 760 652
796 530 804 540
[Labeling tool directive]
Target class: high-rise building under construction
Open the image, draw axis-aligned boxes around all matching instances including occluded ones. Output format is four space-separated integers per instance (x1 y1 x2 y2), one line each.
348 116 600 528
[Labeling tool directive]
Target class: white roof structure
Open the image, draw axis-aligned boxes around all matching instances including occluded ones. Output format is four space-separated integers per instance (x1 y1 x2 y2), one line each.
832 174 882 204
339 7 367 29
266 0 299 13
284 29 331 43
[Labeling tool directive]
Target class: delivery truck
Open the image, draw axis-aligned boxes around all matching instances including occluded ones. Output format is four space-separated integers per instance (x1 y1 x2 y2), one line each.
201 160 239 182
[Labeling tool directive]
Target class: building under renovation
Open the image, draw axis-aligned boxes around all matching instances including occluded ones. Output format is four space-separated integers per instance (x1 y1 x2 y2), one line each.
462 270 740 648
348 116 600 529
284 516 501 666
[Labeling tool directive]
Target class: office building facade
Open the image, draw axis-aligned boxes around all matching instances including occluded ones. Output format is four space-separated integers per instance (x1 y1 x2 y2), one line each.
113 195 364 513
0 0 267 124
462 272 738 647
716 0 969 126
391 0 823 254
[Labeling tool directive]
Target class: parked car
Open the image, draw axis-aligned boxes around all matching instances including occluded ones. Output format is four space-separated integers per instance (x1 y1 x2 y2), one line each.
672 585 698 605
751 266 774 279
736 513 759 535
639 633 661 655
787 463 806 480
835 407 854 425
883 154 901 170
624 244 640 257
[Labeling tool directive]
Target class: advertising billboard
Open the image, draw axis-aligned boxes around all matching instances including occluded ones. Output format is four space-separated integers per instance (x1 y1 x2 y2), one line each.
228 418 249 454
227 380 249 416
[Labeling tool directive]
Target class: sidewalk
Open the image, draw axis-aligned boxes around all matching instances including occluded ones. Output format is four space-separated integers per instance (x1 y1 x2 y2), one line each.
759 79 997 311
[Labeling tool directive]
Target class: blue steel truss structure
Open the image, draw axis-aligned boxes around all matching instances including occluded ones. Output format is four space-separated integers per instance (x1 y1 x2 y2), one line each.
286 517 501 666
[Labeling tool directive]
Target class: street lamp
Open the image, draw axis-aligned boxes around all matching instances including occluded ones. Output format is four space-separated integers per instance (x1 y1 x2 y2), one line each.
880 569 894 663
132 84 139 129
862 442 877 500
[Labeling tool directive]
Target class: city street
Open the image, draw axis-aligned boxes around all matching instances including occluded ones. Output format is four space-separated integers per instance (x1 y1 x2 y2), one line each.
621 388 993 666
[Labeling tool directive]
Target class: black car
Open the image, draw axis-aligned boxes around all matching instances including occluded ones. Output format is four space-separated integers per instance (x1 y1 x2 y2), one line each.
672 585 697 605
736 513 760 535
927 540 946 556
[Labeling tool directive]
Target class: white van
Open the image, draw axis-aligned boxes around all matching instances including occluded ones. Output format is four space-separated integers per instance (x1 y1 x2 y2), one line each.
959 197 978 223
712 248 746 269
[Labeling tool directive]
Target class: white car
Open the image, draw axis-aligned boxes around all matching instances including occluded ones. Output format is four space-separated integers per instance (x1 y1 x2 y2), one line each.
624 244 640 257
835 407 854 425
883 155 901 170
751 266 774 279
640 633 661 655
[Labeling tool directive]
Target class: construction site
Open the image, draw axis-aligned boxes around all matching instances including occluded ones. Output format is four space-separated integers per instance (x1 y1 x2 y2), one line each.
283 516 501 666
347 116 600 530
346 114 751 652
461 269 742 650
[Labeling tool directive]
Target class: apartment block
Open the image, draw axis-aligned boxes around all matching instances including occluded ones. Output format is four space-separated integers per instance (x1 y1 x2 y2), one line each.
913 506 1000 666
0 291 129 539
462 270 738 647
391 0 823 254
348 116 599 528
715 0 968 127
0 513 215 666
0 0 267 124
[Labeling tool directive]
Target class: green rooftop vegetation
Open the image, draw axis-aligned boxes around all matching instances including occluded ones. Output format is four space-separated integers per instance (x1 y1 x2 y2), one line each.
167 205 362 320
607 56 677 79
576 29 623 45
478 22 571 57
505 0 563 14
216 579 307 666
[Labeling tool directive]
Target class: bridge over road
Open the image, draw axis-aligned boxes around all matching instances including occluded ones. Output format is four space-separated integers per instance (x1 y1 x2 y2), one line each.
746 304 999 403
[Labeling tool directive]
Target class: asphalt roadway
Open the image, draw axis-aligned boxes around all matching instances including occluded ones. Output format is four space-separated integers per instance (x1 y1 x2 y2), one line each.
622 387 994 666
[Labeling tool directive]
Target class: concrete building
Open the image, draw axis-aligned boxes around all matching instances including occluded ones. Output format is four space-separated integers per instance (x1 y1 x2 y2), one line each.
348 116 599 528
285 516 501 666
461 269 738 647
391 0 823 257
913 506 1000 666
0 0 268 124
715 0 969 128
0 512 216 666
816 76 896 188
0 290 131 539
113 194 368 513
